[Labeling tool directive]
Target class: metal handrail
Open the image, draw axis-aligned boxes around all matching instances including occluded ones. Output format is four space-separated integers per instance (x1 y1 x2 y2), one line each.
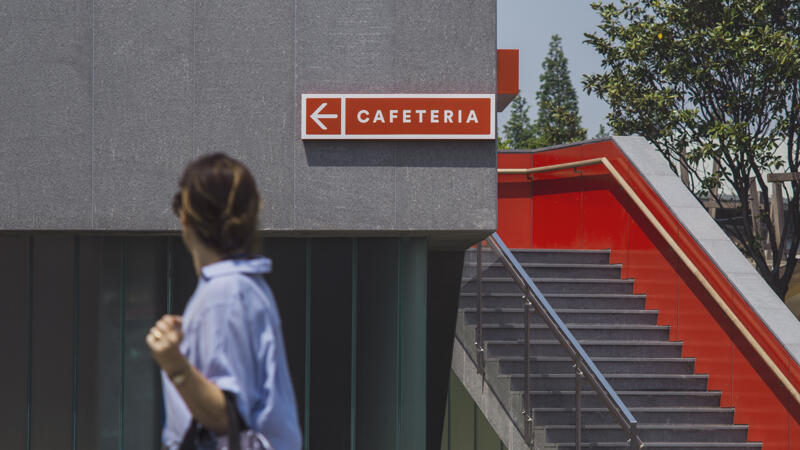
499 157 800 408
479 232 645 449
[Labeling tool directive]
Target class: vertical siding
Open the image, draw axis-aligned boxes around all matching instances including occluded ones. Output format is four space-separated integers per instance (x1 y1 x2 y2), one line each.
398 238 428 450
355 239 399 449
261 237 308 438
0 236 31 449
308 239 353 450
0 236 182 450
123 238 167 449
0 234 438 450
30 236 75 450
75 237 104 450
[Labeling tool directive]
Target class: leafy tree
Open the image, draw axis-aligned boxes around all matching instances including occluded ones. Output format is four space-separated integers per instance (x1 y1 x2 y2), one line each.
533 35 587 147
584 0 800 298
501 94 536 149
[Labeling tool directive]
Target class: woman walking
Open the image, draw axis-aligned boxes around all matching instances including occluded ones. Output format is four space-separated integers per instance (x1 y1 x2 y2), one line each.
146 153 302 450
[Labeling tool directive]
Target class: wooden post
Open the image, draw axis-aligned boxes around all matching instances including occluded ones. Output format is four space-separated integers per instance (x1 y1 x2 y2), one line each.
680 151 691 188
766 173 799 264
749 177 761 236
709 161 720 219
748 177 767 261
770 182 785 259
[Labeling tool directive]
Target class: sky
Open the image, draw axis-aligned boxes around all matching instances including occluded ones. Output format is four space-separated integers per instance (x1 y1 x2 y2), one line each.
497 0 610 138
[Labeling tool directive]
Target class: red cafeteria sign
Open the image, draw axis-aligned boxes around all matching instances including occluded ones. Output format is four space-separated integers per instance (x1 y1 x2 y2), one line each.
301 94 495 140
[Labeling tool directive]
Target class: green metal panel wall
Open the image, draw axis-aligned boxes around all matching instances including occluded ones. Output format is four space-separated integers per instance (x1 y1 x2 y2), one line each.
0 235 431 450
440 371 506 450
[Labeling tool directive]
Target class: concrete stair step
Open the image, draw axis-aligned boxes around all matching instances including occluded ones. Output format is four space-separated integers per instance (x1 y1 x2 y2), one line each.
532 407 735 426
464 308 659 326
486 340 684 358
503 373 708 392
480 324 670 342
462 262 622 279
528 390 722 408
466 248 611 265
461 277 635 295
545 423 749 443
459 292 647 310
495 356 695 375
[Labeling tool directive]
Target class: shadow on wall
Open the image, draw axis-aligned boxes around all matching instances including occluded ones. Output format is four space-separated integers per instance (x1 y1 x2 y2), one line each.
302 140 496 168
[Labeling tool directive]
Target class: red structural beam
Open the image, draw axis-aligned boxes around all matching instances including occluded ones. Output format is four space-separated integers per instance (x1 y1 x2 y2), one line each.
496 49 519 112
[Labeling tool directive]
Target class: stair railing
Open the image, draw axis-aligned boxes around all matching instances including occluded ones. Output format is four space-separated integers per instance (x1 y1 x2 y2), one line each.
475 242 485 377
474 232 645 449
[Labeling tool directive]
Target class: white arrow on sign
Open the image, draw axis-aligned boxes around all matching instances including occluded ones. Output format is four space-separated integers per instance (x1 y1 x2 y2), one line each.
310 102 339 130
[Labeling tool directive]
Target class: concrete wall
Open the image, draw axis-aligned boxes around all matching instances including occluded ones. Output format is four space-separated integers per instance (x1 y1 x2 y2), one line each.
0 1 497 242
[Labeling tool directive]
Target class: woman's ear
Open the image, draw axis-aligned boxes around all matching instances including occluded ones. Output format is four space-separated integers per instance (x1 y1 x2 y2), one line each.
179 210 196 253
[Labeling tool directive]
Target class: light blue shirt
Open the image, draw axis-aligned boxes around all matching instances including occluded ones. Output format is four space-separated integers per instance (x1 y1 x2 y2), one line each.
161 256 302 450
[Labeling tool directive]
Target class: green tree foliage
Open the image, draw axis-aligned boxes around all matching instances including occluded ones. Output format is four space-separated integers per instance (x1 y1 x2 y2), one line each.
501 94 536 149
533 35 587 147
584 0 800 298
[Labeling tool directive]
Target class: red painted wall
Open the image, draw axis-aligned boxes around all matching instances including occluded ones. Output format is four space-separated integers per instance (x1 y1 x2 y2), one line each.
498 141 800 448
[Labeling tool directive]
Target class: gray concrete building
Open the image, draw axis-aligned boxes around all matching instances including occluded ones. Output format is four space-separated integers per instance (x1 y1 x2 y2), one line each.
0 1 498 449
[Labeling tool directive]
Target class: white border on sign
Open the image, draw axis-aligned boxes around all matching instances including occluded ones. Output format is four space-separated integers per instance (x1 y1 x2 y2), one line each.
300 93 496 140
300 95 346 139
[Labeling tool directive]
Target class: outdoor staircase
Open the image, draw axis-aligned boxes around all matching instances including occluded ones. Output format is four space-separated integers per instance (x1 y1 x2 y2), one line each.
457 247 761 449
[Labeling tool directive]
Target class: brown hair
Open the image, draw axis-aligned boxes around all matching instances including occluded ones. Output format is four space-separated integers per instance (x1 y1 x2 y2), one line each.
172 153 260 255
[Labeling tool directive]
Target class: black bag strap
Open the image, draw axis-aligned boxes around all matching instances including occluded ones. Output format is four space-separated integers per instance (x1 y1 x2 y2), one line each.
178 420 198 450
179 391 245 450
224 391 242 450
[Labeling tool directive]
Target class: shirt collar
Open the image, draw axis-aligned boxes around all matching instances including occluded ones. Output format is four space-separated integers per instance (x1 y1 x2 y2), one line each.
200 256 272 281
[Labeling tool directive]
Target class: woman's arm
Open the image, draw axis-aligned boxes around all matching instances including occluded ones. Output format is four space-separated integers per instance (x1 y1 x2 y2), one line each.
146 314 229 434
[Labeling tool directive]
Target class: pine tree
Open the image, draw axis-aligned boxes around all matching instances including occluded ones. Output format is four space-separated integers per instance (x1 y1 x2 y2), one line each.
594 124 609 139
533 35 586 147
501 94 536 149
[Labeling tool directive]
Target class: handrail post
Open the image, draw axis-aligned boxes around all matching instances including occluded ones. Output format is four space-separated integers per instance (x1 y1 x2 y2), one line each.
575 364 583 450
628 422 639 449
475 241 484 375
523 294 533 447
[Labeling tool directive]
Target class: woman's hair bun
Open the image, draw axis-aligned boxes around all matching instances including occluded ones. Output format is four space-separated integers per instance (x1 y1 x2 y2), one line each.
172 153 260 255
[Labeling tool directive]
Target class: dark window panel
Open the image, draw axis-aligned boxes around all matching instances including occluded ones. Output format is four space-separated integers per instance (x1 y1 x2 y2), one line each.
426 250 464 450
123 237 168 449
30 235 75 450
398 238 428 449
261 237 307 430
75 237 104 450
308 239 352 450
355 239 399 450
0 235 32 449
79 237 124 449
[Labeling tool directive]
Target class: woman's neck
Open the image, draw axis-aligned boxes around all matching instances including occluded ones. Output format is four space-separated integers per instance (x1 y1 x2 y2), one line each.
191 244 224 277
